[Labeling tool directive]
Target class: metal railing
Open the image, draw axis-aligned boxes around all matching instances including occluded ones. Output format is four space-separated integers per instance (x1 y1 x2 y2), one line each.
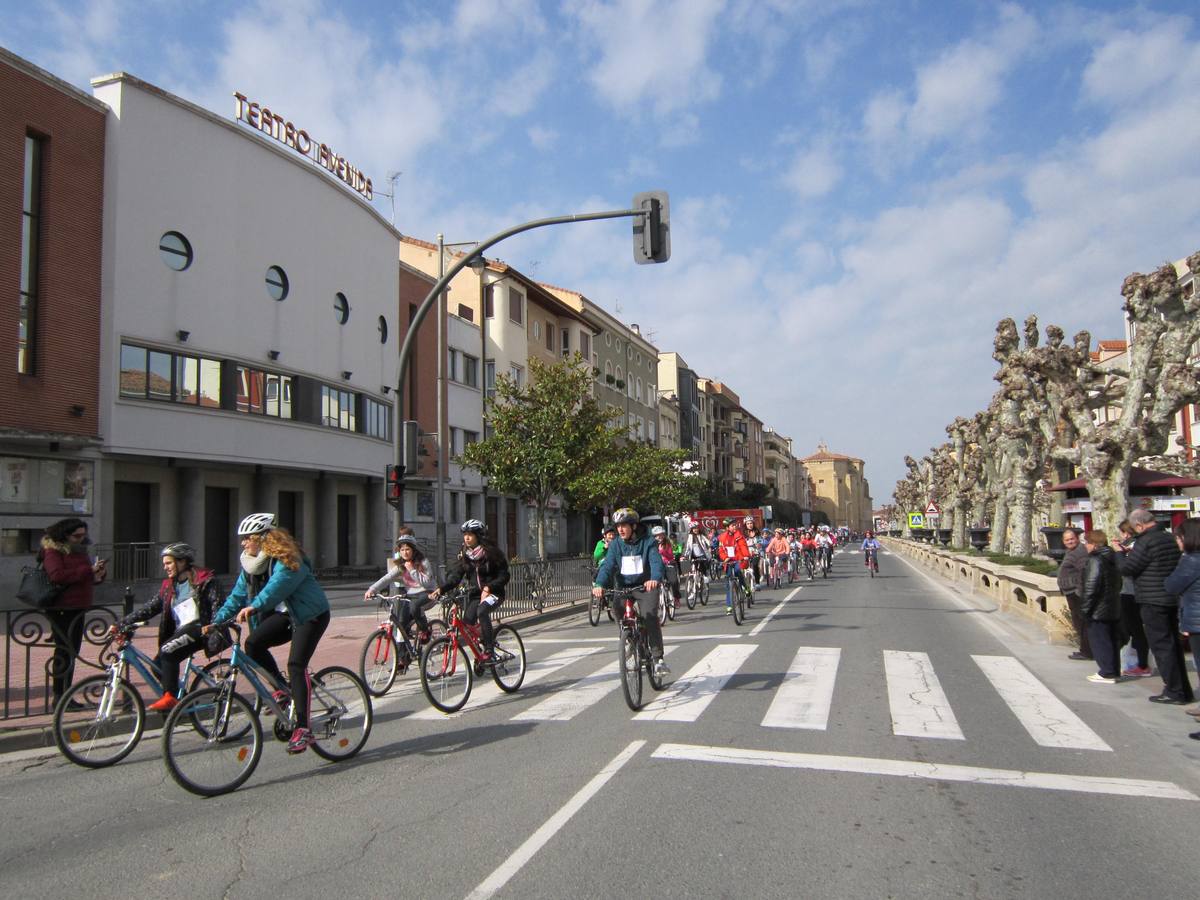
499 554 594 620
92 542 164 584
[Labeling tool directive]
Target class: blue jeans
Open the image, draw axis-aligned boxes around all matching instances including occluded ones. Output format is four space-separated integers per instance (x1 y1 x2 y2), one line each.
724 563 744 607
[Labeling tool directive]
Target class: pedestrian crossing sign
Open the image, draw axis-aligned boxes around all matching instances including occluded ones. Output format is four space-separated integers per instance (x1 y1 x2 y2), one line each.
908 513 924 528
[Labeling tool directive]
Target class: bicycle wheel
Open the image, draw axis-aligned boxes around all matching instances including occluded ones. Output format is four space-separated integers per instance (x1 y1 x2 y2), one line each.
420 635 472 713
309 666 373 761
54 674 145 768
618 627 643 711
589 592 603 627
163 688 261 797
490 625 527 693
191 659 259 737
699 575 708 606
664 585 676 621
732 590 745 625
646 641 665 691
685 574 697 610
359 629 398 697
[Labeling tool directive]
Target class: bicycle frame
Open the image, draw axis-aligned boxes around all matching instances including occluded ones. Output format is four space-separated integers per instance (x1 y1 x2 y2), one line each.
427 601 488 680
104 633 209 703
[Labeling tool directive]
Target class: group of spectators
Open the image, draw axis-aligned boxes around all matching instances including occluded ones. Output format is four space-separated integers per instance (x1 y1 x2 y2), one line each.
1056 508 1200 741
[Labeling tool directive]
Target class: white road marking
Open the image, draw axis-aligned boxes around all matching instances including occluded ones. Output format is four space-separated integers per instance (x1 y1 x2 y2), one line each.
973 655 1112 751
465 740 646 900
634 643 757 722
651 743 1198 802
761 646 841 731
512 646 680 722
884 650 964 740
410 645 600 720
525 633 747 644
749 585 801 637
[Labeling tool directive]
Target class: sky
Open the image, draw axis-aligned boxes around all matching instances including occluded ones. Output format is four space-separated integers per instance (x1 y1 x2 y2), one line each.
4 0 1200 502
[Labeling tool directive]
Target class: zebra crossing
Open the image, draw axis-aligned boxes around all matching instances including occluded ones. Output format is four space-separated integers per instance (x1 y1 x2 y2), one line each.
416 636 1112 753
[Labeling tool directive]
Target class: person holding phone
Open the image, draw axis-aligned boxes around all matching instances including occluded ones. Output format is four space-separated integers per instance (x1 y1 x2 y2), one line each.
39 517 107 707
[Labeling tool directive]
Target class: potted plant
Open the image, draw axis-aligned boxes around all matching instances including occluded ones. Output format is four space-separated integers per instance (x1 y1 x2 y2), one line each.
605 374 615 384
968 526 990 550
1040 525 1068 562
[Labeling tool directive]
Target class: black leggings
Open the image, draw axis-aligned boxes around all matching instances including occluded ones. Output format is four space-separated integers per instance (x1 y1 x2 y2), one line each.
45 607 87 702
156 624 203 697
245 610 331 728
462 594 503 651
394 596 437 638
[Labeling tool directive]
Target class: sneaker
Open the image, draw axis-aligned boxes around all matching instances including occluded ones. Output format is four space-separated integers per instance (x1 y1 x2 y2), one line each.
286 727 314 754
1121 666 1153 677
148 692 178 712
265 688 290 716
653 658 670 677
1086 674 1119 684
725 606 733 615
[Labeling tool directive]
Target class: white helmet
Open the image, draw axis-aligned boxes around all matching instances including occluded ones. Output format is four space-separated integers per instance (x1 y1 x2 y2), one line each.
238 512 277 536
651 526 666 537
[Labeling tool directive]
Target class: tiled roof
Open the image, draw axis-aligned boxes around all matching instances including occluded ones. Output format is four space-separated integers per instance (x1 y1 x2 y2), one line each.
1097 340 1127 351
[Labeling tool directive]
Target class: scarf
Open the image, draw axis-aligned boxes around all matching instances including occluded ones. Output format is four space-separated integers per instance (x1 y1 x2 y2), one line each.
240 549 270 575
466 544 487 562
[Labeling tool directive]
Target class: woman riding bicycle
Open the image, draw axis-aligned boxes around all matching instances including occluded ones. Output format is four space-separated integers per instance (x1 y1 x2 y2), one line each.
364 535 437 646
111 542 223 712
652 526 682 608
432 520 509 661
208 513 331 755
683 522 712 582
766 529 790 582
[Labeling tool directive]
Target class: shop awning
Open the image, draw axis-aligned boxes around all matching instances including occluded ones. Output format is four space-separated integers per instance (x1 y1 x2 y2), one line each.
1046 466 1200 492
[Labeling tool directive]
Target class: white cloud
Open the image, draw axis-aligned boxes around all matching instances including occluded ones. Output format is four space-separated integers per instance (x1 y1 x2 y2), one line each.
782 142 843 198
1079 16 1197 109
528 125 559 150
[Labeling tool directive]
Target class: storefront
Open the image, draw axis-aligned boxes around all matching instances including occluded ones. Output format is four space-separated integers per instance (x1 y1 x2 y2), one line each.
1050 467 1200 531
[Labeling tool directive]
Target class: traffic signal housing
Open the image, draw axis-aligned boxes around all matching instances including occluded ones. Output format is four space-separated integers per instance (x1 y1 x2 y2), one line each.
385 464 404 508
632 190 670 264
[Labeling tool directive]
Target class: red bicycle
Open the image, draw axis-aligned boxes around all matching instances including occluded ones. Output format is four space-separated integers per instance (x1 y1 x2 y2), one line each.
359 595 447 697
419 597 526 713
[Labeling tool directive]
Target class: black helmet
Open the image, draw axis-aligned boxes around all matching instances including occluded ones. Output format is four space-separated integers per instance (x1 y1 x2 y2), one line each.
162 542 196 562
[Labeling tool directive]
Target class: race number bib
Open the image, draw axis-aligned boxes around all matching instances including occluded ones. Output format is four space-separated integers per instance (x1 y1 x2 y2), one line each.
723 546 737 559
173 597 199 627
620 555 645 576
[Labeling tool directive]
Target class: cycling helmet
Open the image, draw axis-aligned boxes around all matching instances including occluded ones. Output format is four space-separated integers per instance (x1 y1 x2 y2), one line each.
651 526 666 537
602 524 617 536
237 512 277 536
743 516 754 526
395 535 420 549
461 519 487 536
721 518 733 527
161 542 196 561
612 508 639 525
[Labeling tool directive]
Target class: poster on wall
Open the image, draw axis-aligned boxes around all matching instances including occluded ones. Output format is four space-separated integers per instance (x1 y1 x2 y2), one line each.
0 458 31 503
416 491 435 517
63 461 94 513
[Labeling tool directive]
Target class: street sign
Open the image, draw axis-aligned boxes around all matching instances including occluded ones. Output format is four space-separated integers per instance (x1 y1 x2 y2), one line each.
925 502 940 516
908 513 925 528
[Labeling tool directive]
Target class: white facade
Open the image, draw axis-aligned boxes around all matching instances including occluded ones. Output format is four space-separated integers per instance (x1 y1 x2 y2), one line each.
91 73 400 572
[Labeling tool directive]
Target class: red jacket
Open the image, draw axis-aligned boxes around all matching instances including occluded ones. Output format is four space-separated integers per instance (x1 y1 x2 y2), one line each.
39 540 99 609
717 531 749 565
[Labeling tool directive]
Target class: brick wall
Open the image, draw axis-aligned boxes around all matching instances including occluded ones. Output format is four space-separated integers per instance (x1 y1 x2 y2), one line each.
0 56 105 437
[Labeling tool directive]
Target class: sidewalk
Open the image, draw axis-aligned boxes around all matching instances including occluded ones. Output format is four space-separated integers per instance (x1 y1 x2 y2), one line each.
0 594 587 755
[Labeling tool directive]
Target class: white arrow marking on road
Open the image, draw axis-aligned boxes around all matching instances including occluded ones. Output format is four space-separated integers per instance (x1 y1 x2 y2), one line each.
511 646 679 722
411 645 600 720
650 743 1196 801
761 646 841 731
972 655 1111 751
634 643 757 722
884 650 964 740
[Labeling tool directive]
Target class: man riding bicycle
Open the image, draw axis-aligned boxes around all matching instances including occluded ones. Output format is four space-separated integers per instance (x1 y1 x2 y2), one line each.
717 518 751 614
592 508 668 676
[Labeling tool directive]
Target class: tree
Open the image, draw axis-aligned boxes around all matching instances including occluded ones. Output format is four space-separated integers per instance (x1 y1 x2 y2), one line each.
567 442 704 516
457 355 620 559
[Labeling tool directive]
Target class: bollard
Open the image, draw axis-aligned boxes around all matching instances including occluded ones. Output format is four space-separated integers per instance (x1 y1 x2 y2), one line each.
123 585 134 617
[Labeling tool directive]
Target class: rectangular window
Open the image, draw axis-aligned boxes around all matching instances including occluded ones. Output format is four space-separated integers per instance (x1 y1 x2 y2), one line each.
579 332 590 361
18 135 42 374
463 429 479 448
485 361 496 398
447 348 458 382
119 345 147 398
175 356 199 405
119 342 226 408
457 303 473 322
449 491 459 523
363 396 391 439
148 351 173 401
462 354 478 388
510 363 524 388
321 385 357 431
484 284 495 318
546 320 555 351
561 328 570 357
509 288 524 325
238 366 265 414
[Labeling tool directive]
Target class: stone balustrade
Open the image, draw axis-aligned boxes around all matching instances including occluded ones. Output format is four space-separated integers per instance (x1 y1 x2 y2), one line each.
883 538 1073 644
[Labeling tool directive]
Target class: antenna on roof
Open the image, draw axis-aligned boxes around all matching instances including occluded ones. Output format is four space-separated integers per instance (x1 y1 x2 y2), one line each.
376 171 402 226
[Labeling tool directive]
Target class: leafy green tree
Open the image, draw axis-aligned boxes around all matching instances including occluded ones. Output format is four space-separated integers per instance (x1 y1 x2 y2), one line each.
456 355 620 559
567 443 704 515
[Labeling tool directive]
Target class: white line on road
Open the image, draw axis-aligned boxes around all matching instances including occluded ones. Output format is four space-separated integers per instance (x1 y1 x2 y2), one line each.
749 585 801 637
465 740 646 900
525 633 747 644
884 650 964 740
511 646 679 722
761 646 841 731
650 743 1198 802
634 643 757 722
973 655 1112 751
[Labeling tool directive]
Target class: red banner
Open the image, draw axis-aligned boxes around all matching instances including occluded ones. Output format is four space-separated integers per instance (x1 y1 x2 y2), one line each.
691 508 764 531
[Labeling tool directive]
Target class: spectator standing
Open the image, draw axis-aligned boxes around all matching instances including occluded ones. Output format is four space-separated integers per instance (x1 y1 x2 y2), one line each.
1162 518 1200 738
39 517 107 707
1113 509 1194 705
1115 520 1152 677
1057 528 1091 661
1080 530 1122 684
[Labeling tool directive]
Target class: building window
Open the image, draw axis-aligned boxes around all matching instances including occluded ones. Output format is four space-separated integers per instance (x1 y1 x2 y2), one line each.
378 316 388 344
237 365 293 418
321 384 356 431
448 349 479 388
561 328 570 357
363 396 391 439
510 363 524 388
18 135 42 374
532 320 540 340
509 288 524 325
546 320 555 352
266 266 288 301
334 292 350 324
159 231 193 271
604 332 611 347
615 338 622 355
484 284 495 318
485 360 496 398
457 303 473 321
579 332 591 360
605 361 613 380
637 377 643 403
119 342 224 407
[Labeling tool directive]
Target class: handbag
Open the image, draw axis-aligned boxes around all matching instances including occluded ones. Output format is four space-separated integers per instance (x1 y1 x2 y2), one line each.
16 562 66 608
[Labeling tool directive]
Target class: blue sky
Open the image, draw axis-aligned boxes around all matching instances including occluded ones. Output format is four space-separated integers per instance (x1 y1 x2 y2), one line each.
4 0 1200 501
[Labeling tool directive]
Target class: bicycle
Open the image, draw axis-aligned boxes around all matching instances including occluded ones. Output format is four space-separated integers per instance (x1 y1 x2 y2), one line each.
681 559 708 610
588 566 616 626
768 554 786 591
161 623 372 797
865 548 879 577
419 597 527 713
802 549 816 580
821 546 832 578
723 562 749 626
359 594 447 696
52 624 246 768
657 565 677 625
609 588 667 710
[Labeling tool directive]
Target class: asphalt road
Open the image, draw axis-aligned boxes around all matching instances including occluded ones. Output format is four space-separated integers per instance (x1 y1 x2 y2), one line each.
1 545 1197 900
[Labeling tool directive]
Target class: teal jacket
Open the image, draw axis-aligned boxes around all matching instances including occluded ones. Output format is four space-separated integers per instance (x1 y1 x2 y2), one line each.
594 532 665 590
215 557 330 625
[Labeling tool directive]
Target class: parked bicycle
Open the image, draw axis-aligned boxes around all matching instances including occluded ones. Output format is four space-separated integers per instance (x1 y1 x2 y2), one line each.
419 596 527 714
161 623 372 797
52 623 246 768
609 588 668 710
359 594 447 696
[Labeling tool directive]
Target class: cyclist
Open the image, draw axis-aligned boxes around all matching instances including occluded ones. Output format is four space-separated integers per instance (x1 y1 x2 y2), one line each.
815 529 834 573
800 530 818 580
744 520 763 591
652 525 682 609
111 542 223 712
862 531 882 572
717 518 751 614
365 535 438 656
209 513 331 754
593 524 617 565
683 522 712 583
766 528 790 585
591 508 668 676
432 520 509 662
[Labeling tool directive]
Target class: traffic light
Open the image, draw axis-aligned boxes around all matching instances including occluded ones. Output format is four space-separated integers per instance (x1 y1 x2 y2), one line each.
385 464 404 507
632 190 670 264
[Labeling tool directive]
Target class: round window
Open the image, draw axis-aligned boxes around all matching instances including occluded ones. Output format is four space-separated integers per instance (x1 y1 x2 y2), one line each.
266 266 289 301
334 292 350 324
378 315 388 344
159 232 193 271
615 339 622 354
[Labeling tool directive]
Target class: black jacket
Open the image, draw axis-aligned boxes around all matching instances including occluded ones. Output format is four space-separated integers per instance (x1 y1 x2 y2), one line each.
1117 525 1182 607
441 545 510 599
119 569 223 656
1055 543 1088 595
1080 546 1121 622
